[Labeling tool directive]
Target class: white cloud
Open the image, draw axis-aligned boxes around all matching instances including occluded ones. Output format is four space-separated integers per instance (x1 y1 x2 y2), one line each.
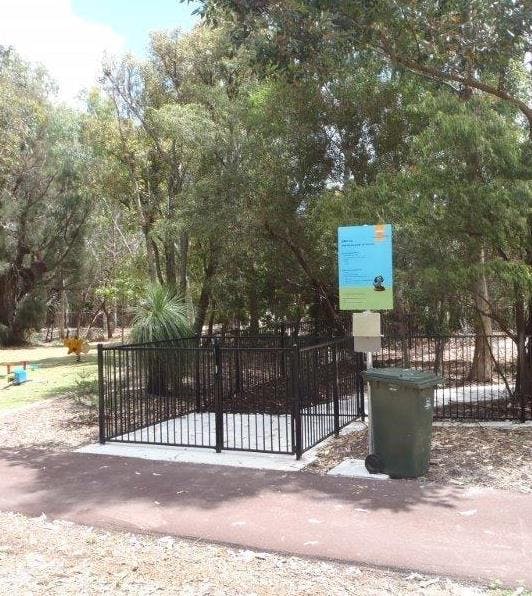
0 0 125 104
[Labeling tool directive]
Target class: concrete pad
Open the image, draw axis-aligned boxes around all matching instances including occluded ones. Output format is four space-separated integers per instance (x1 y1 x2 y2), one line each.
108 398 358 454
78 420 367 472
77 442 315 471
433 420 532 429
327 458 389 480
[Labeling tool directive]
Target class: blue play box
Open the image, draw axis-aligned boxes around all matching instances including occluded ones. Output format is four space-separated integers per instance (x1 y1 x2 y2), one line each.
14 368 28 385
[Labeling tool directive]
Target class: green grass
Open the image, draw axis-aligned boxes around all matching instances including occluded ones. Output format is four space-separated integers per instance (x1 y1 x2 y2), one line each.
0 345 98 412
339 287 393 310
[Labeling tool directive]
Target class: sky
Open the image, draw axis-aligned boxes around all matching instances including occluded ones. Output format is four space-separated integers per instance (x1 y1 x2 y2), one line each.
0 0 201 104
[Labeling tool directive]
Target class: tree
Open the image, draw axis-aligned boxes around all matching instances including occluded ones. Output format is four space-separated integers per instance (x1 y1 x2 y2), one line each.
0 48 92 344
193 0 532 134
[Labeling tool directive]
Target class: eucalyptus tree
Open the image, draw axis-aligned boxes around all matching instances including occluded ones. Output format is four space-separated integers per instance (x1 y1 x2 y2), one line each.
92 26 255 331
193 0 531 135
0 48 93 344
100 47 216 293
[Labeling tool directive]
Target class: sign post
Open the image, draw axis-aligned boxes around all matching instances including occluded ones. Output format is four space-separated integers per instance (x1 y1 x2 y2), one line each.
338 224 393 455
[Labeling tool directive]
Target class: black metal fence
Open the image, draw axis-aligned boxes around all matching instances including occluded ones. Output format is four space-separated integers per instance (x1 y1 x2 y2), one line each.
373 334 531 422
98 332 529 460
258 327 530 422
98 335 365 458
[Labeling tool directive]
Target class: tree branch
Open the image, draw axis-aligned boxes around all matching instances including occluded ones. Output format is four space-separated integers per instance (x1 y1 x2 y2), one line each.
378 35 532 133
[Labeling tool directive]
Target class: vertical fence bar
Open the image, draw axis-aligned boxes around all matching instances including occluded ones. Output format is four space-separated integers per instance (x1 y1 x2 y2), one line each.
213 339 224 453
290 343 302 458
280 322 286 377
195 347 201 411
97 343 105 444
332 342 340 436
235 327 241 393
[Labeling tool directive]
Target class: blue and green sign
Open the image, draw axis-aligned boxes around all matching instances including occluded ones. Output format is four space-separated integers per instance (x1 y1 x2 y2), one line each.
338 224 393 311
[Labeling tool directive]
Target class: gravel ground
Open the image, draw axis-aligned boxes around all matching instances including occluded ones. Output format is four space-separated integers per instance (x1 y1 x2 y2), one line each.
307 425 532 494
0 396 98 450
0 511 507 596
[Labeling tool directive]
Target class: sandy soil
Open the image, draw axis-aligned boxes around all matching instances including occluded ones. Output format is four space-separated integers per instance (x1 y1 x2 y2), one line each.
0 511 502 596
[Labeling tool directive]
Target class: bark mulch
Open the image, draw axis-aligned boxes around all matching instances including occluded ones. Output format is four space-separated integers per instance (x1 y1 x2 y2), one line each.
307 424 532 494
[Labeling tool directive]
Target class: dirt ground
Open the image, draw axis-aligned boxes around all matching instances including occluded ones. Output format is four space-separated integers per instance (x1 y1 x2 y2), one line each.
0 395 98 450
307 424 532 494
0 511 511 596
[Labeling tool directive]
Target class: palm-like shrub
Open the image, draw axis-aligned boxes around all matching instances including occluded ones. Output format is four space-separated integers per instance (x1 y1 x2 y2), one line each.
131 284 192 344
130 284 193 399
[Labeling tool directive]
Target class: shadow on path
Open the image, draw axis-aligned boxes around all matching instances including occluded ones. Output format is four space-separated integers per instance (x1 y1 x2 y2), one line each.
0 447 459 516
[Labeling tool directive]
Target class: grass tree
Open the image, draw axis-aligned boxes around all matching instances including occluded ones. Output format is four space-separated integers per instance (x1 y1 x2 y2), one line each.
130 283 192 344
130 284 193 398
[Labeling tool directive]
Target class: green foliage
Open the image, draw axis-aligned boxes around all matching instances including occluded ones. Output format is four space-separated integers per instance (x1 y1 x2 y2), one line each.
0 47 93 345
130 284 192 344
3 8 531 348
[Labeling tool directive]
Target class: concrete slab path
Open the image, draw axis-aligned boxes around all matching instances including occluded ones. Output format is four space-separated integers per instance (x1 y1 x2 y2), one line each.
0 448 530 588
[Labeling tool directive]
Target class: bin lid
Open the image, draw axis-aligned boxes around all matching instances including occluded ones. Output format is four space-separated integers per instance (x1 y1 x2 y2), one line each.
362 367 443 389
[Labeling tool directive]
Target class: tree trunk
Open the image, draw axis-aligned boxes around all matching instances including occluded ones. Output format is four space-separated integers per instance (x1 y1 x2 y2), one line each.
164 185 179 288
433 337 445 375
248 269 260 335
179 230 189 296
75 309 82 338
515 296 532 421
143 225 157 282
207 309 215 336
101 303 114 340
57 279 67 340
0 268 19 344
193 248 218 335
164 237 178 289
469 250 494 382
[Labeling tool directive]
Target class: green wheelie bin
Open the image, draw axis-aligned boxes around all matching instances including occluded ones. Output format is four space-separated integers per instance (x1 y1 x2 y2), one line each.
362 368 443 479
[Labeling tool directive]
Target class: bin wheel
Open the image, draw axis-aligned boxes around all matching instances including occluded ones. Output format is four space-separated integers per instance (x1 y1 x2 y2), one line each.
365 454 384 475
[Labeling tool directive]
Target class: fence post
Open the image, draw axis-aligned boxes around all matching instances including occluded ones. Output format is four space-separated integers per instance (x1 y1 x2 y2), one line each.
332 342 340 436
213 338 224 453
97 343 105 444
291 343 302 459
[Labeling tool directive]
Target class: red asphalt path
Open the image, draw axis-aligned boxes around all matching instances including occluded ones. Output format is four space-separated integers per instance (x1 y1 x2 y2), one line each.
0 448 530 587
